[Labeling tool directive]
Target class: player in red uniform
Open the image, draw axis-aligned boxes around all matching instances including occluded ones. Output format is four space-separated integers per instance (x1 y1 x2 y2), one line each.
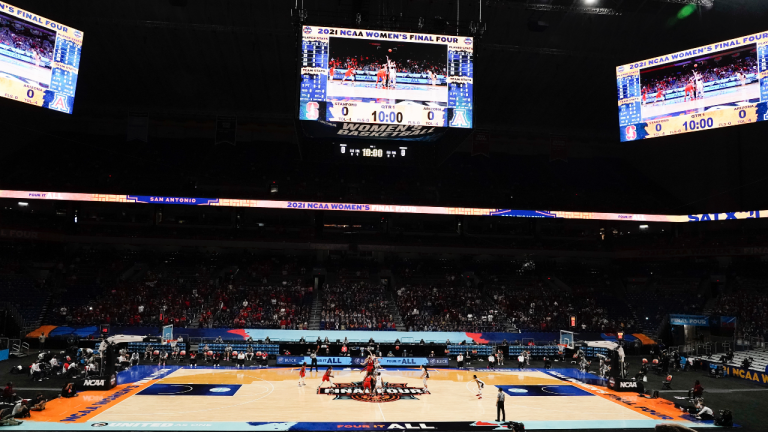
376 66 387 88
684 80 695 102
328 64 335 82
341 66 356 84
641 86 648 105
299 362 306 386
654 85 665 106
318 366 335 389
363 374 373 394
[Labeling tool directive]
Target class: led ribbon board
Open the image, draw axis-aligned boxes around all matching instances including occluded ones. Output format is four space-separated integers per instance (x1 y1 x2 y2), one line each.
1 189 764 223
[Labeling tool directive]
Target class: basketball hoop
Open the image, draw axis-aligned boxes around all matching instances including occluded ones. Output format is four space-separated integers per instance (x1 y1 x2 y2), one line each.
165 340 178 348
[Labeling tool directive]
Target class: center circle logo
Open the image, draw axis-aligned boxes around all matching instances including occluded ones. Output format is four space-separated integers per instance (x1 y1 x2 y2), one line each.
209 387 231 393
507 388 528 393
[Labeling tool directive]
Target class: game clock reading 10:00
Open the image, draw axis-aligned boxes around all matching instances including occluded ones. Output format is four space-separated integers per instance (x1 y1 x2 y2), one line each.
299 26 473 129
617 29 768 142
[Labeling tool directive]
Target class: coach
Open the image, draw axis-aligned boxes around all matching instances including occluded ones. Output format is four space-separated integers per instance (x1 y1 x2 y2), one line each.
496 388 506 422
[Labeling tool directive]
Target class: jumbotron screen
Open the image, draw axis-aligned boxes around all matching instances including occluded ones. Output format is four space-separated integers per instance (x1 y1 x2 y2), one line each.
617 30 768 141
0 2 82 114
298 26 473 131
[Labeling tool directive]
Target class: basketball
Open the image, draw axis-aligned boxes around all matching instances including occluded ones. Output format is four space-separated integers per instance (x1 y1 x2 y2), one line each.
388 49 392 52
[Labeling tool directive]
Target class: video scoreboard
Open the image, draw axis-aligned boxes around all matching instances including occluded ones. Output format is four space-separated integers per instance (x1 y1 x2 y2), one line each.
0 2 83 114
618 30 768 141
298 25 473 134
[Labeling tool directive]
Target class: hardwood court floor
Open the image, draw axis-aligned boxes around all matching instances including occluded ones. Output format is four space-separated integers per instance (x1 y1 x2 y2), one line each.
91 368 648 423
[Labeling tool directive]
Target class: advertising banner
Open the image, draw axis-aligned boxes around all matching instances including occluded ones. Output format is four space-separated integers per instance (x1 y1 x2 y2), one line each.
669 314 710 326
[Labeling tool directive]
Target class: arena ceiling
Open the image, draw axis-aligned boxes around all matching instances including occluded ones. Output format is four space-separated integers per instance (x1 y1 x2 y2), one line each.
5 0 768 139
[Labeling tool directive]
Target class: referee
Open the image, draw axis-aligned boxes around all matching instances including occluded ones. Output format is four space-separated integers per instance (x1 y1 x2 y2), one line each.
496 388 506 422
310 346 319 372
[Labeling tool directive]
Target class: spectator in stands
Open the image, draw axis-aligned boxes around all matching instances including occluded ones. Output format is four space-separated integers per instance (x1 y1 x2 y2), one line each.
741 357 753 370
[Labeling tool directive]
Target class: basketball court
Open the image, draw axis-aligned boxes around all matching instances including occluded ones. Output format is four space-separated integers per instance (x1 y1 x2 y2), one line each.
641 82 760 120
327 80 448 105
17 364 722 431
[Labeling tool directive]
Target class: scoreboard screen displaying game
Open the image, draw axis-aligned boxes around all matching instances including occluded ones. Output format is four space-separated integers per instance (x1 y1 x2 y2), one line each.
617 30 768 142
298 26 473 133
0 2 82 114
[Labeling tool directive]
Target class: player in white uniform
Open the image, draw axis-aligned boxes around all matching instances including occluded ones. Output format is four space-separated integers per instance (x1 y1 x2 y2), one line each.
427 70 436 86
693 70 704 100
387 56 397 89
420 365 430 390
375 372 383 397
737 70 747 86
473 375 485 399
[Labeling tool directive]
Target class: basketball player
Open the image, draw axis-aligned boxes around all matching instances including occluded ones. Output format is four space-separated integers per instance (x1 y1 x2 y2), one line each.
246 345 254 362
375 371 383 397
341 66 356 84
737 70 747 87
237 351 245 369
144 345 152 361
363 374 373 394
420 365 430 390
224 344 233 362
212 351 221 368
158 351 168 367
376 65 387 88
387 57 397 89
427 70 436 86
328 64 335 82
299 362 307 386
684 80 695 102
189 351 197 368
693 70 704 100
641 86 648 105
172 344 180 361
318 366 335 389
654 87 665 106
473 375 485 399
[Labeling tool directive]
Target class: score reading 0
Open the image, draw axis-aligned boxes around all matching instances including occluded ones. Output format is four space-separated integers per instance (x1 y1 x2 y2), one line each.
617 29 768 141
333 103 444 127
299 26 473 129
